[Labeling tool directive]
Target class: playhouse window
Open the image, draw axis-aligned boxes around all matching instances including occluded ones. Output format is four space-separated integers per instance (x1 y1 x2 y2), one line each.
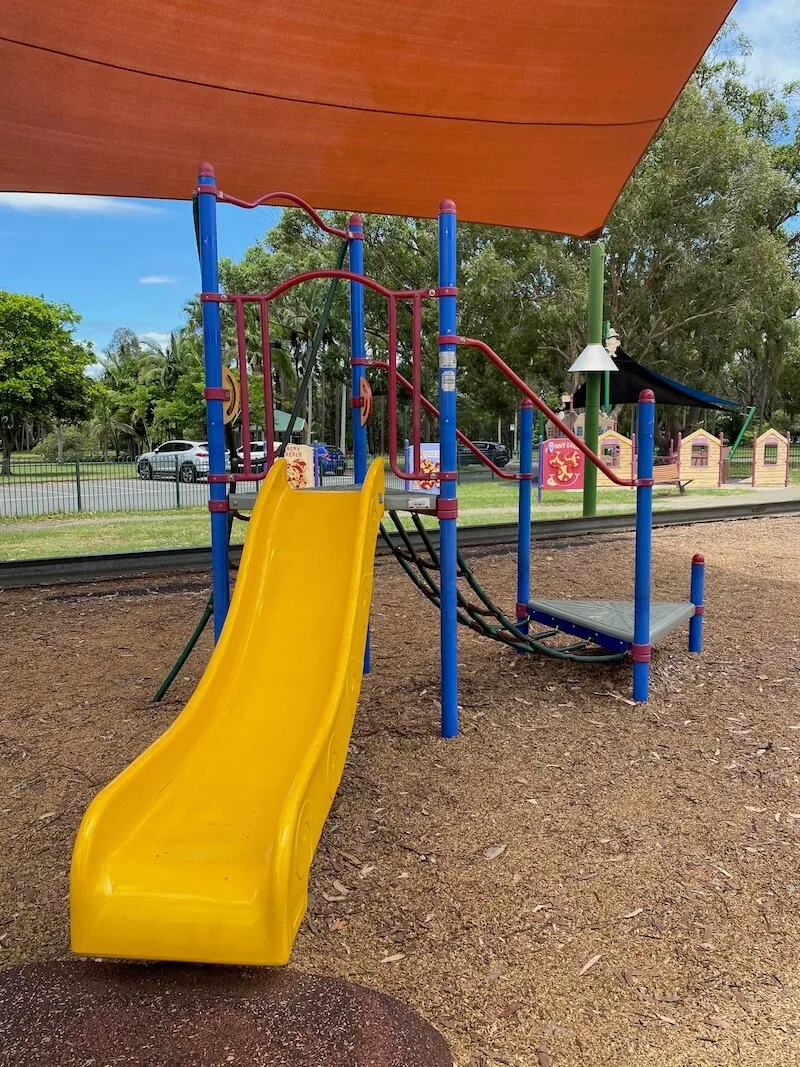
601 442 620 468
576 426 584 438
691 442 709 467
764 442 778 466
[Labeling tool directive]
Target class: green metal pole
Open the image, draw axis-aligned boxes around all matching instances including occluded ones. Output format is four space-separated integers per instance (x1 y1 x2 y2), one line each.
729 405 756 459
583 242 604 518
602 319 611 415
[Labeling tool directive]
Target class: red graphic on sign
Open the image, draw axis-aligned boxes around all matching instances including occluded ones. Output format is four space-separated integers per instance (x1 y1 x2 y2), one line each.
543 438 585 490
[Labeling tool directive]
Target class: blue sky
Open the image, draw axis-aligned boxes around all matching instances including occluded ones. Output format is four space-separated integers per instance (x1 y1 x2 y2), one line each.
0 195 279 361
0 0 796 363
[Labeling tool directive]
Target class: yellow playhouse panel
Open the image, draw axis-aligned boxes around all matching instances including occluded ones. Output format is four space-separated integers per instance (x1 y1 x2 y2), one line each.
753 428 789 488
679 429 721 489
597 430 634 489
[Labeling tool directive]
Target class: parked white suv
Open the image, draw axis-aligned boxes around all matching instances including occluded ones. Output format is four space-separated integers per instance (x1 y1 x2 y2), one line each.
137 440 230 483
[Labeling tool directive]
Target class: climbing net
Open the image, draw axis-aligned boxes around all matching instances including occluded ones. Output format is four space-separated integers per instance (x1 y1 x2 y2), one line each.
380 511 626 663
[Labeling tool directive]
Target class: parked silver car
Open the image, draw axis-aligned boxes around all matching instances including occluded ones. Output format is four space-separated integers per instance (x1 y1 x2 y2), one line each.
236 441 281 473
137 440 229 483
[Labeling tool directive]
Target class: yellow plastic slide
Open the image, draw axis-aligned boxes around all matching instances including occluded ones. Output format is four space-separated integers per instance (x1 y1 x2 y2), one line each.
70 459 385 966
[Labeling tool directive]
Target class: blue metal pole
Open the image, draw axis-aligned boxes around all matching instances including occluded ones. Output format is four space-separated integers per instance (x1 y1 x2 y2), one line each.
516 399 534 638
197 163 230 640
688 553 705 653
349 216 368 487
632 388 655 702
437 199 459 738
348 215 371 673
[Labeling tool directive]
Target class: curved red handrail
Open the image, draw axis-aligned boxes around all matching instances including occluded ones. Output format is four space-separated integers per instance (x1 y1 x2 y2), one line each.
207 271 436 306
366 360 517 482
217 190 349 240
442 335 636 488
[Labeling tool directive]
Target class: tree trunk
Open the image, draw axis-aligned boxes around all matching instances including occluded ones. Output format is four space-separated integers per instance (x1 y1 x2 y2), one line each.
56 422 65 463
339 381 347 451
1 432 12 475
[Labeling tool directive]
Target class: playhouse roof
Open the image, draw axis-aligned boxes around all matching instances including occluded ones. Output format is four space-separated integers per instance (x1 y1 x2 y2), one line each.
1 1 733 235
572 347 740 410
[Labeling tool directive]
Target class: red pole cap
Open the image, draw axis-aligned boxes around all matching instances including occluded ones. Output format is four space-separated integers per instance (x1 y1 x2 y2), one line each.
348 213 363 228
439 198 457 215
639 388 656 403
198 162 215 177
692 553 705 565
521 398 534 409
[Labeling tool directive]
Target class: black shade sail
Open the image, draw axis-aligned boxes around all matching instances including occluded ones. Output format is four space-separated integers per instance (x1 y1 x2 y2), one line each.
571 347 739 410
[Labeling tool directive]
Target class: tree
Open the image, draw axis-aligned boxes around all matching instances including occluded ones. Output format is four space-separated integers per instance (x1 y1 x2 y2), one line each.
0 292 94 473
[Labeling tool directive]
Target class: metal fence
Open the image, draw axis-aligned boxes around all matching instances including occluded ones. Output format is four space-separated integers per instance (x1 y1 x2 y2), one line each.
2 445 795 520
726 444 800 481
1 456 519 520
0 461 260 520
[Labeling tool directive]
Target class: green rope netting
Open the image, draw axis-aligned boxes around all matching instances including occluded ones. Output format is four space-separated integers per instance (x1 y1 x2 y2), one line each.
380 511 626 664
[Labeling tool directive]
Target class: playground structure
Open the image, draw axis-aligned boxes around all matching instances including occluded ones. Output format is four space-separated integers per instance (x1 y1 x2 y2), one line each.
68 166 707 967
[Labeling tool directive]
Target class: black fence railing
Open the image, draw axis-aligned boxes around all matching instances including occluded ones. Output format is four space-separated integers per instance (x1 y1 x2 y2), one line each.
2 444 795 520
726 444 800 481
0 461 262 520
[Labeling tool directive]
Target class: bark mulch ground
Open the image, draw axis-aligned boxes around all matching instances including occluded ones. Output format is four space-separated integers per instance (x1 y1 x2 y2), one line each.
1 515 798 1066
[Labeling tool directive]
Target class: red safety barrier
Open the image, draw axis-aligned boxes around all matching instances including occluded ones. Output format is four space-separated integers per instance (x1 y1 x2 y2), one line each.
366 360 516 481
202 264 637 490
439 335 638 488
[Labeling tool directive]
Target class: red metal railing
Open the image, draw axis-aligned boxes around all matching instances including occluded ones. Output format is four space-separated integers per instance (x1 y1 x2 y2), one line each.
214 189 351 241
202 270 451 483
440 335 637 488
365 360 516 481
203 263 638 489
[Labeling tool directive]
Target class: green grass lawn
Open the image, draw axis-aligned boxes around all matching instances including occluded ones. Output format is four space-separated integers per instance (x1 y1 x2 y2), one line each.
0 479 758 562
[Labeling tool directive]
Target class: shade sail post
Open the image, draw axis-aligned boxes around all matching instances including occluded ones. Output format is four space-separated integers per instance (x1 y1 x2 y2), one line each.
583 241 605 518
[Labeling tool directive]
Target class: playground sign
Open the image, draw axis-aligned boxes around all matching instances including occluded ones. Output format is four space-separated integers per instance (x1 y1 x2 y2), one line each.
540 437 584 491
404 442 440 494
283 443 319 489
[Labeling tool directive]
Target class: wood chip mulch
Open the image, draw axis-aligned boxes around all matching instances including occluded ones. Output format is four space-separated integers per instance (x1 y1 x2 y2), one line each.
1 516 799 1066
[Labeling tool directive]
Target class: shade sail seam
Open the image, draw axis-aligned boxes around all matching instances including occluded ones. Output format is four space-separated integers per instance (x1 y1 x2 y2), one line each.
0 35 665 130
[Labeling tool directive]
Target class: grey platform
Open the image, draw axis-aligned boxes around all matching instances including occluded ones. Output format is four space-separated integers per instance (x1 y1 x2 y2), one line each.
527 598 695 652
229 488 438 513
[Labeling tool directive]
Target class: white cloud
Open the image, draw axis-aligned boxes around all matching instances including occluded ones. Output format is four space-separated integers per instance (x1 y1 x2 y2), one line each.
139 331 171 349
732 0 800 86
0 193 164 216
138 275 177 285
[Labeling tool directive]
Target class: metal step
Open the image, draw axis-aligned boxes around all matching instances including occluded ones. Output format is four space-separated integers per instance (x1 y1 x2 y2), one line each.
527 598 695 653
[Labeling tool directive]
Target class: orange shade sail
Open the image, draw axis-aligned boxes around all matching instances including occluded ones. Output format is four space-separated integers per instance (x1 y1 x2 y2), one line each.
1 1 733 234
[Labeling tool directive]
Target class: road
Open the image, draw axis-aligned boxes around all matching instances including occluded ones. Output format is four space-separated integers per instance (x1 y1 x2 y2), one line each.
0 475 216 519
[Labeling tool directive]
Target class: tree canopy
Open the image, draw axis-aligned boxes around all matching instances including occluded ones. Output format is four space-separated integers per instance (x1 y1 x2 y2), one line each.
0 291 95 472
